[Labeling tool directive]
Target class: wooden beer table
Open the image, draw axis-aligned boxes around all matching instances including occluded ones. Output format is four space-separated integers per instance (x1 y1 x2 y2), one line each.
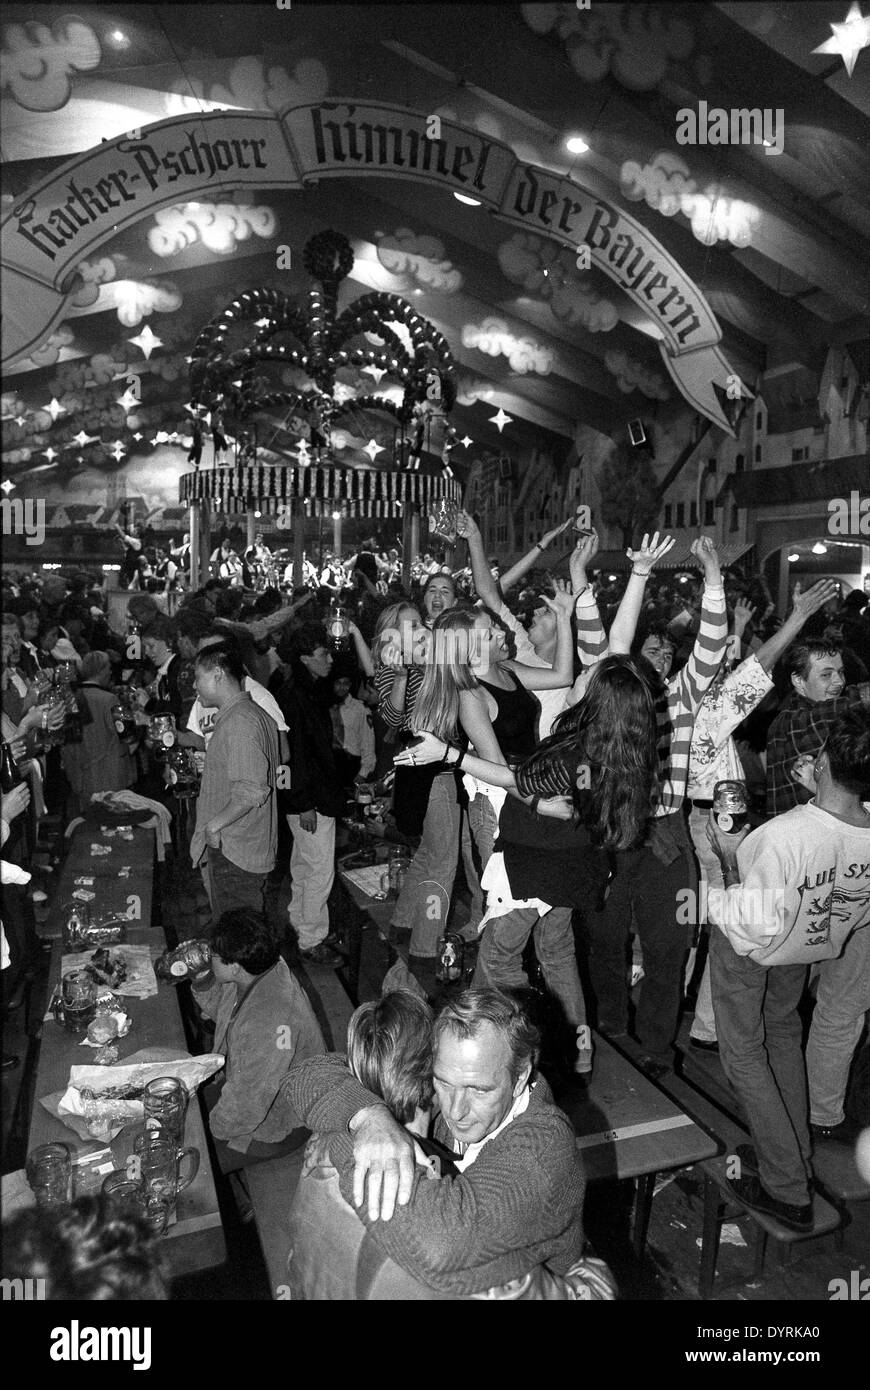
27 820 227 1280
560 1032 720 1259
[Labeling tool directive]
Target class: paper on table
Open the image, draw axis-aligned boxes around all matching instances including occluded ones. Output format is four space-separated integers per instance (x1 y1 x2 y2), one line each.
61 943 158 999
55 1052 224 1141
341 864 389 898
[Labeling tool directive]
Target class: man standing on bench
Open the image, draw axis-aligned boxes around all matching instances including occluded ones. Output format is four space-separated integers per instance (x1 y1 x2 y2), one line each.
705 707 870 1232
193 909 325 1215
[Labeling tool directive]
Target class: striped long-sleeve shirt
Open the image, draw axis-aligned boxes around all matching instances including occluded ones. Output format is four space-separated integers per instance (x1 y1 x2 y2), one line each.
574 584 728 816
374 663 425 731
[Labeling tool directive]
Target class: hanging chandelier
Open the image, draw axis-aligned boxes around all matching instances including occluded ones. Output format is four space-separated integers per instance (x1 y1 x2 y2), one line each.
187 229 459 472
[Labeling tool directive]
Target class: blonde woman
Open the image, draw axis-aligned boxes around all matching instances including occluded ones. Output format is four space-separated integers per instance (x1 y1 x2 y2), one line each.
371 602 480 986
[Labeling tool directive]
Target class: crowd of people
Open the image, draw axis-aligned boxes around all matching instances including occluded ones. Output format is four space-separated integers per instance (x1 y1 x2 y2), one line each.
2 506 869 1296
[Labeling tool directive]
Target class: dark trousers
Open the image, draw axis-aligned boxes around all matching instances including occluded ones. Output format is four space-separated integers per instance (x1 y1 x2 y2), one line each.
203 848 268 922
709 928 812 1206
587 816 695 1059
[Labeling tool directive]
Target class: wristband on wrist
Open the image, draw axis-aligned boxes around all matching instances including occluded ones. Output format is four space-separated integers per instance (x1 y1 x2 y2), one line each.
631 568 651 578
530 795 540 814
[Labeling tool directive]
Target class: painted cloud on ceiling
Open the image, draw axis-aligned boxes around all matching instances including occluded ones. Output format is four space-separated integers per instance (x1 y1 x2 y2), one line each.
456 377 498 407
148 202 277 257
70 257 118 308
164 55 328 116
0 17 101 111
521 3 693 91
376 230 463 294
604 349 670 401
620 152 761 248
20 324 76 370
498 232 619 333
462 317 555 375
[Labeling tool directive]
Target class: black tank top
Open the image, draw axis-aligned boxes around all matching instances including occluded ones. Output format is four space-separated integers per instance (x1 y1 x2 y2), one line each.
478 669 539 759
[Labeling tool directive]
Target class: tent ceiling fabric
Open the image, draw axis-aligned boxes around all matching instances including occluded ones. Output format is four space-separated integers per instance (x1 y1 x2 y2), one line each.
1 1 868 495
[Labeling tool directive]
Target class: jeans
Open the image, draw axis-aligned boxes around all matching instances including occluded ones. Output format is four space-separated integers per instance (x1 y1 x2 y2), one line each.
203 848 267 920
709 927 812 1206
474 906 586 1030
287 813 336 951
587 814 695 1059
391 773 480 956
806 925 870 1127
686 806 722 1043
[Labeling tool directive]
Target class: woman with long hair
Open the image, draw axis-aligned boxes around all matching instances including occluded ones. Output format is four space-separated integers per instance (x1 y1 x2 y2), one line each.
371 601 481 985
397 655 660 1073
411 588 576 875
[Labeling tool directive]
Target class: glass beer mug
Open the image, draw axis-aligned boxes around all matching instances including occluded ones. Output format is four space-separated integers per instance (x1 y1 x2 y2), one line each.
53 968 97 1034
131 1129 200 1233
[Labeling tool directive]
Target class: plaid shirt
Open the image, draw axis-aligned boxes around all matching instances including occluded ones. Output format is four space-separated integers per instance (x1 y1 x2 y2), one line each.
765 683 870 816
575 584 728 816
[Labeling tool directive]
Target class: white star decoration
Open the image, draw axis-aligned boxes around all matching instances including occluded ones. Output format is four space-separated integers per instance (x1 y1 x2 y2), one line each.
363 439 385 462
70 430 99 449
43 447 58 462
1 480 14 495
153 431 170 445
489 408 512 433
110 444 126 461
128 325 163 359
43 398 65 422
14 415 26 427
460 436 473 449
116 389 140 413
133 432 143 441
813 2 870 76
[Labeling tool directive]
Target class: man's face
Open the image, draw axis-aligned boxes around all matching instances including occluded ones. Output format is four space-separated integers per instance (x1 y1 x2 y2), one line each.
20 609 39 640
143 636 171 667
527 603 556 651
640 635 675 680
2 620 21 665
209 952 238 986
194 662 222 707
423 577 455 621
333 676 352 702
433 1022 528 1147
793 652 845 703
302 645 333 680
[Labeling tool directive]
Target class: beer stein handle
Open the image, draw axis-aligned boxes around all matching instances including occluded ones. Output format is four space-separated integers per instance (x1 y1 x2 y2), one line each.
175 1146 200 1192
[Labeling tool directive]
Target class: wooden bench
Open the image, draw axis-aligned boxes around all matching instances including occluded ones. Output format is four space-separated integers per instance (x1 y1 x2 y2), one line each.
651 1069 842 1298
244 1148 308 1299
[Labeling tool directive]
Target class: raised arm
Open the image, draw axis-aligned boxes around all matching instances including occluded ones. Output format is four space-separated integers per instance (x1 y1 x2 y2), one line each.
456 511 500 610
569 532 608 665
609 532 676 654
348 620 375 678
753 580 839 675
675 537 728 711
498 517 574 595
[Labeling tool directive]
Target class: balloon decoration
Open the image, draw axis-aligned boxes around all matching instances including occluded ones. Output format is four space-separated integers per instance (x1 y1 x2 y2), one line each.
187 230 460 482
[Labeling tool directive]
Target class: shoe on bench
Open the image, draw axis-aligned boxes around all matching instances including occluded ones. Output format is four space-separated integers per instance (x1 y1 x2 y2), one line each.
300 942 342 967
726 1173 812 1233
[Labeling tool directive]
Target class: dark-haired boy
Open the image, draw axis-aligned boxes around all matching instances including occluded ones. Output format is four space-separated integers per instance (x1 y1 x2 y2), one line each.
192 909 325 1167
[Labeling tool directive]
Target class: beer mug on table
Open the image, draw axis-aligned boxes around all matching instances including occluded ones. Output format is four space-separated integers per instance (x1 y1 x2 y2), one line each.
53 968 97 1034
130 1130 199 1234
26 1143 72 1208
142 1076 188 1146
